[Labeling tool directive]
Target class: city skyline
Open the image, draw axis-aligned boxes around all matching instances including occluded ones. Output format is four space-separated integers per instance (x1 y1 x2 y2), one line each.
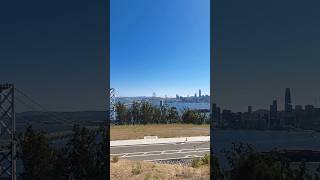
213 0 320 112
114 88 209 98
110 0 210 97
213 87 320 131
214 87 320 113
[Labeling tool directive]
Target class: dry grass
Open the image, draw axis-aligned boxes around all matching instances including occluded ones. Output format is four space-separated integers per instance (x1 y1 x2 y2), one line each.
110 124 210 140
110 159 210 180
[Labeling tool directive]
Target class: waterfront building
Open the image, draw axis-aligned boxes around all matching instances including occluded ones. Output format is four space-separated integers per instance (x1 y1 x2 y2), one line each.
160 100 164 107
248 106 252 114
269 100 278 128
285 88 293 112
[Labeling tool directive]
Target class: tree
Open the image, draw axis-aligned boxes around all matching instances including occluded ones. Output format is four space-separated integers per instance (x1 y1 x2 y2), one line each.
223 142 314 180
51 148 69 180
67 124 99 179
131 101 140 124
115 102 127 124
160 105 169 124
140 101 154 124
19 125 106 180
181 109 201 124
95 125 108 179
19 126 56 180
152 106 162 124
126 109 133 124
167 107 180 123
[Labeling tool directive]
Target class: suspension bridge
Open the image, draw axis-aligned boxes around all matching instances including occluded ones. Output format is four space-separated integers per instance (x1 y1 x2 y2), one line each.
0 83 111 179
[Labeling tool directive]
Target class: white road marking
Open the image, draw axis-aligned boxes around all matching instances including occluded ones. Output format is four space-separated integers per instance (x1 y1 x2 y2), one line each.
111 148 210 158
110 141 209 148
111 148 209 156
145 155 205 162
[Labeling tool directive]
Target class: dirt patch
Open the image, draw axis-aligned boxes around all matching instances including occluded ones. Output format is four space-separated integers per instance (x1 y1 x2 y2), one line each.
110 124 209 140
110 159 210 180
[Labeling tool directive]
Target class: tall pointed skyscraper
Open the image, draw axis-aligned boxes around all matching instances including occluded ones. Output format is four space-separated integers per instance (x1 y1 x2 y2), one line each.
285 88 292 112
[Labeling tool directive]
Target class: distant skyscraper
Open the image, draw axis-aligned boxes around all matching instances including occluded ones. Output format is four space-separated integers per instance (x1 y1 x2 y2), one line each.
199 89 202 97
248 106 252 114
285 88 292 112
194 93 197 97
269 100 278 128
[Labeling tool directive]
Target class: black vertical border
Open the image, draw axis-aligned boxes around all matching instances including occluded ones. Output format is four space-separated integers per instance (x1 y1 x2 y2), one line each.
210 0 214 179
106 0 110 179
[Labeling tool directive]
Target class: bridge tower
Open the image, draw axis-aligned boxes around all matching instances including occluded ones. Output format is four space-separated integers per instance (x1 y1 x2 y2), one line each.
110 88 116 122
0 84 16 180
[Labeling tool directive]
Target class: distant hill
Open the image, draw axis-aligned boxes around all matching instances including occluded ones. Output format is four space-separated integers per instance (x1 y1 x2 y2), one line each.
16 111 107 133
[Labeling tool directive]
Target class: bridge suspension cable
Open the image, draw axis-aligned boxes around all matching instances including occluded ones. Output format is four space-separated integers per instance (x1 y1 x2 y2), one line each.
14 87 71 124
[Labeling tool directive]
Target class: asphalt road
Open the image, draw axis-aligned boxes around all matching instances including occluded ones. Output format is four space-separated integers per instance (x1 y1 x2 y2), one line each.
110 141 210 161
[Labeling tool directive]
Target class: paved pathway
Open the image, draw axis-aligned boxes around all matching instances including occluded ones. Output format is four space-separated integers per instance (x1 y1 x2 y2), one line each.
111 136 210 162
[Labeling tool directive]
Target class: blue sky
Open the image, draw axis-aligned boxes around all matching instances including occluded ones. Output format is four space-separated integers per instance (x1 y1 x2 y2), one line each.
110 0 210 97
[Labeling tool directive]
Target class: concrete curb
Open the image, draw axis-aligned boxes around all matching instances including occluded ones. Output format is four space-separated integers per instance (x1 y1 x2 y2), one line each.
110 136 210 147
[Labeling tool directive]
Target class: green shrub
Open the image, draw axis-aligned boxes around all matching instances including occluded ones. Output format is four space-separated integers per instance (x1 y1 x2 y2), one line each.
112 156 119 163
201 154 210 165
191 157 202 168
144 173 152 180
132 162 143 175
